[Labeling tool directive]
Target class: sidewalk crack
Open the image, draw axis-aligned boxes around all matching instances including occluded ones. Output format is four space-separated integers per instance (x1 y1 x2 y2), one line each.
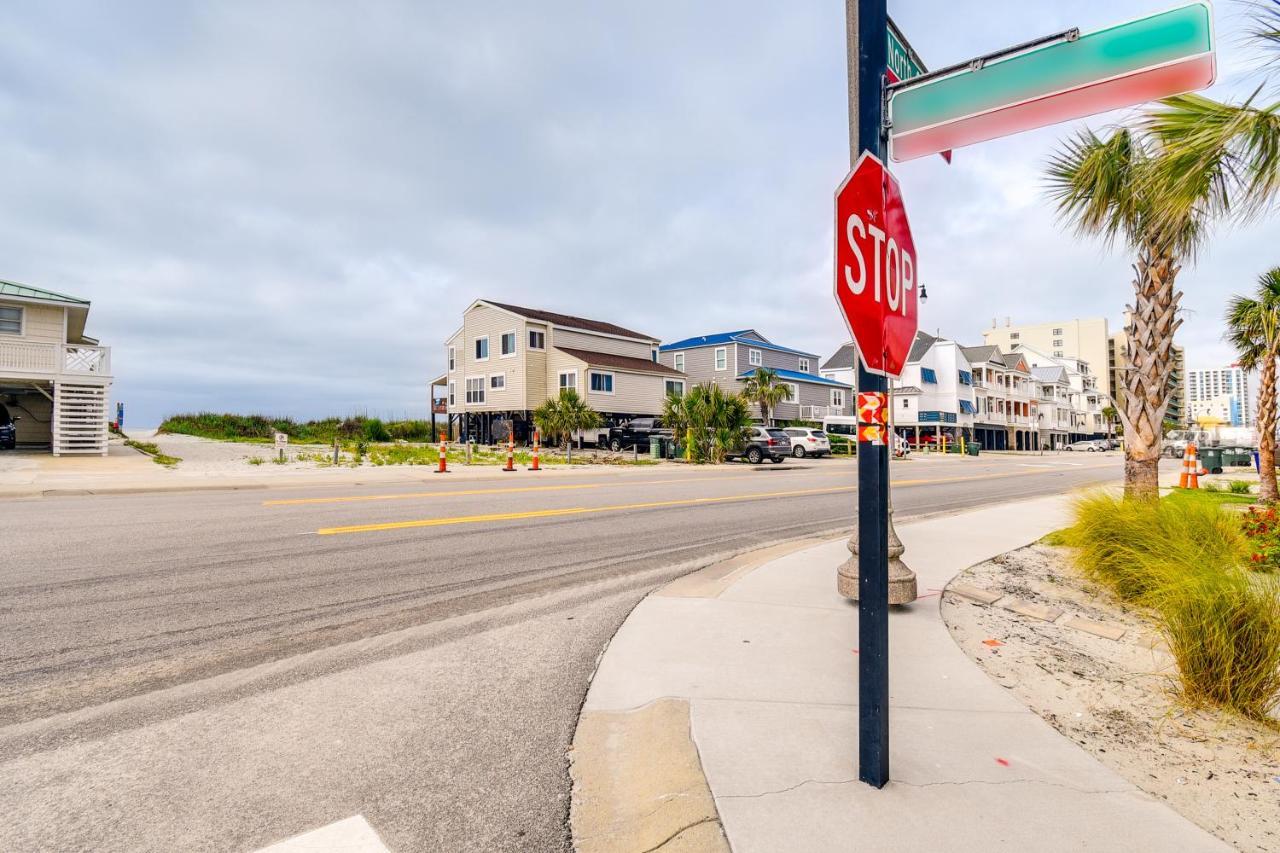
637 816 720 853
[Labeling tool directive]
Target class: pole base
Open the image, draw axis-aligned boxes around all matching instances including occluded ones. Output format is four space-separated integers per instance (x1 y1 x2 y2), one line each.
432 470 450 474
838 556 917 604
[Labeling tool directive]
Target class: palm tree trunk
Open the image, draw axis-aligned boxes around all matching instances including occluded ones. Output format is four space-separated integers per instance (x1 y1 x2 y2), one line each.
1258 351 1278 502
1122 248 1183 499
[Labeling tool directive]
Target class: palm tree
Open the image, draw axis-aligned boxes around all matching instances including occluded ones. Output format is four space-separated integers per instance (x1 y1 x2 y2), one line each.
1047 1 1280 499
660 383 752 463
1100 404 1119 441
742 368 793 426
1226 267 1280 502
533 389 601 463
1046 129 1200 498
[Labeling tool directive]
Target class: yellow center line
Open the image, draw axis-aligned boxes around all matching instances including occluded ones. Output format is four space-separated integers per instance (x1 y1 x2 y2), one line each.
314 460 1117 535
264 472 795 506
316 486 856 535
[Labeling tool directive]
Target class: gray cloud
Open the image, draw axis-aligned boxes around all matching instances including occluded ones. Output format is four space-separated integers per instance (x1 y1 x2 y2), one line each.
0 1 1271 424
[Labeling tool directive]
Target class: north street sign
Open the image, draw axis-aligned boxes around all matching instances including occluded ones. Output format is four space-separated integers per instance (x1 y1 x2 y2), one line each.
833 151 918 378
886 17 925 84
888 1 1216 162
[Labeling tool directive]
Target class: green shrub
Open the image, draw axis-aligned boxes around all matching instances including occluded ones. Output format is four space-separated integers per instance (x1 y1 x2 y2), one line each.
159 412 437 445
1228 479 1253 495
1153 571 1280 720
362 418 391 442
1065 491 1280 720
1063 493 1245 604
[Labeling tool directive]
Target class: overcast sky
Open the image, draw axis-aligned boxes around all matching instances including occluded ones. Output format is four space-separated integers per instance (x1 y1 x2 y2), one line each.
0 1 1273 424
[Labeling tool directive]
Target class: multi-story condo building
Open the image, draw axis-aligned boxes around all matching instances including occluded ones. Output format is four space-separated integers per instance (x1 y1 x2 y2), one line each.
0 280 113 455
1014 344 1106 443
658 330 853 422
1187 364 1254 427
1030 365 1074 449
890 333 977 446
984 317 1112 395
960 345 1039 451
436 300 684 443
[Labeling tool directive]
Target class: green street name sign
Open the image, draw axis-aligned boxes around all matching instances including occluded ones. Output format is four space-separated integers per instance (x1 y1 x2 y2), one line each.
888 1 1216 162
887 19 924 83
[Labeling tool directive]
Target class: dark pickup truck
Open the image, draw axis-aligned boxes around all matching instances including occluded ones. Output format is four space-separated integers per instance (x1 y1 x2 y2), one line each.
604 417 671 451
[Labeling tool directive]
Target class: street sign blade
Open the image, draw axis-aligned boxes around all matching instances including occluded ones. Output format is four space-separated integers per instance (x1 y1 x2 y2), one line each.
888 1 1216 162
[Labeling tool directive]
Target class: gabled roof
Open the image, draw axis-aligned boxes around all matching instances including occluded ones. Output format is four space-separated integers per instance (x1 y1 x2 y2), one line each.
959 344 1003 366
1004 353 1032 374
907 331 938 363
821 342 857 371
481 300 655 341
737 367 852 388
554 346 685 377
0 279 90 306
892 385 923 395
659 330 818 358
1031 365 1067 383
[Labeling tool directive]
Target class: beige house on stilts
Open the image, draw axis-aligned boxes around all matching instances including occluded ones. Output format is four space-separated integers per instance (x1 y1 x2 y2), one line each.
0 281 112 455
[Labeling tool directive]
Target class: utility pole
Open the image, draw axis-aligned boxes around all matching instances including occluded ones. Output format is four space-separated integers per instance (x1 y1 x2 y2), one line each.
846 0 890 790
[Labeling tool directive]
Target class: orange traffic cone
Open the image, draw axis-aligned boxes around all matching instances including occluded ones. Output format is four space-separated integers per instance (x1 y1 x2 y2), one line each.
1180 442 1203 489
503 434 516 472
434 438 449 474
529 430 541 471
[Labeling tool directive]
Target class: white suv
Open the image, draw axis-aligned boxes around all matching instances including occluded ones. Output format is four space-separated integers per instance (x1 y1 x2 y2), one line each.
783 427 831 458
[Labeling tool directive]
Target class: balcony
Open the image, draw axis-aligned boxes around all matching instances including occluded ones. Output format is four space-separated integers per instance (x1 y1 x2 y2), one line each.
0 341 112 379
799 404 841 420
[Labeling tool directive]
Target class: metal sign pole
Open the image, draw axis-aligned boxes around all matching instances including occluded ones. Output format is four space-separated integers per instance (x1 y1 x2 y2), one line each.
847 0 891 790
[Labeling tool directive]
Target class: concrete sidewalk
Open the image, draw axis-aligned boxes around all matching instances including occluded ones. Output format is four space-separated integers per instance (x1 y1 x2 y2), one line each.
570 496 1228 852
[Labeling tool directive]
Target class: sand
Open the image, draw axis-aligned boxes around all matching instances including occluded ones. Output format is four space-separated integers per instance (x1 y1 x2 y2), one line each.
943 543 1280 853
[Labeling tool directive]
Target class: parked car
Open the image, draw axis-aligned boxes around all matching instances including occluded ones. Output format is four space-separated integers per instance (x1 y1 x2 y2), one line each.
783 427 830 458
727 426 791 464
1066 439 1107 452
0 404 16 450
605 417 671 451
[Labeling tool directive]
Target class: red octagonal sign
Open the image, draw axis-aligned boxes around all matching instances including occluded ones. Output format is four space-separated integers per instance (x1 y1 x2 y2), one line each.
834 151 918 378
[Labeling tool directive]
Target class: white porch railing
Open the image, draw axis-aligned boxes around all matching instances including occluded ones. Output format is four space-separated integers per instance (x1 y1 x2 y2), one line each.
799 405 840 420
64 344 111 375
0 340 111 377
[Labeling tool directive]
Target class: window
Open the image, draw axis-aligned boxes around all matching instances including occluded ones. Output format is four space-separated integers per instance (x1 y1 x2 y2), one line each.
714 348 727 371
1053 338 1064 348
749 349 762 367
799 358 811 373
490 374 506 390
920 367 938 384
665 379 685 396
1052 328 1063 335
589 371 614 394
528 330 545 350
448 346 455 371
651 350 658 363
500 331 517 357
1009 332 1020 340
465 377 485 404
958 370 972 385
0 306 21 335
831 389 845 408
558 371 577 392
474 337 489 361
1054 351 1063 358
902 398 909 408
448 382 455 406
673 352 685 372
784 382 799 403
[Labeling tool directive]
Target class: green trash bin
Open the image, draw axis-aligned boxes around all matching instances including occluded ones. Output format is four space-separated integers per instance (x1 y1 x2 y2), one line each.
649 435 662 460
1199 447 1224 474
967 442 981 456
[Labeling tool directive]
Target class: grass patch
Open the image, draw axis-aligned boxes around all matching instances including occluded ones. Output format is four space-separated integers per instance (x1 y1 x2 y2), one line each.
125 439 181 467
1063 492 1280 721
1165 488 1254 507
158 412 435 444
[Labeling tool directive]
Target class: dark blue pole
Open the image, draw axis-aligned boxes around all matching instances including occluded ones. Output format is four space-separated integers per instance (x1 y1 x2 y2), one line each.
849 0 890 789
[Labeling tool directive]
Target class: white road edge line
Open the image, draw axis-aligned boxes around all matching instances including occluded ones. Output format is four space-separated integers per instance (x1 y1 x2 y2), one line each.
253 815 390 852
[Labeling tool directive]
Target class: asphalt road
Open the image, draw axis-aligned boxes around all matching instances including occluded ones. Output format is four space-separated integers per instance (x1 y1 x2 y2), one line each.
0 452 1120 852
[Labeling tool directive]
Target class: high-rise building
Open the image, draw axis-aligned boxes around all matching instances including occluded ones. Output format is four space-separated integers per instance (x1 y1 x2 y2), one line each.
1187 364 1255 426
983 317 1112 395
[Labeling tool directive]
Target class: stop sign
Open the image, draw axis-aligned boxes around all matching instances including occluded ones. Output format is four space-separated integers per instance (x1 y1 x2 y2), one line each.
833 151 918 378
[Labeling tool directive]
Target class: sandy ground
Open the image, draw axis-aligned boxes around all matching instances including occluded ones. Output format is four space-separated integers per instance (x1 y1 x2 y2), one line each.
943 543 1280 853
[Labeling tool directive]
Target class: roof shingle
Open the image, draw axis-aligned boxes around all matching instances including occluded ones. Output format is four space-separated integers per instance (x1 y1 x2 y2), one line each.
484 300 654 341
554 346 685 376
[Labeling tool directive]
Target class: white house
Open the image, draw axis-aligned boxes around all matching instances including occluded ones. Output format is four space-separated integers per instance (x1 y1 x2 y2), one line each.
0 280 112 455
890 333 977 446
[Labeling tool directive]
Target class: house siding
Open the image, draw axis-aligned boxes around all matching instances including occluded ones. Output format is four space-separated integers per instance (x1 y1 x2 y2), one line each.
1 302 63 344
456 304 528 413
554 328 655 360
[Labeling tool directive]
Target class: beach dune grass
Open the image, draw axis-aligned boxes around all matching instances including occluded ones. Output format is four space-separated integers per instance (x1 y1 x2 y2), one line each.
1063 492 1280 721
